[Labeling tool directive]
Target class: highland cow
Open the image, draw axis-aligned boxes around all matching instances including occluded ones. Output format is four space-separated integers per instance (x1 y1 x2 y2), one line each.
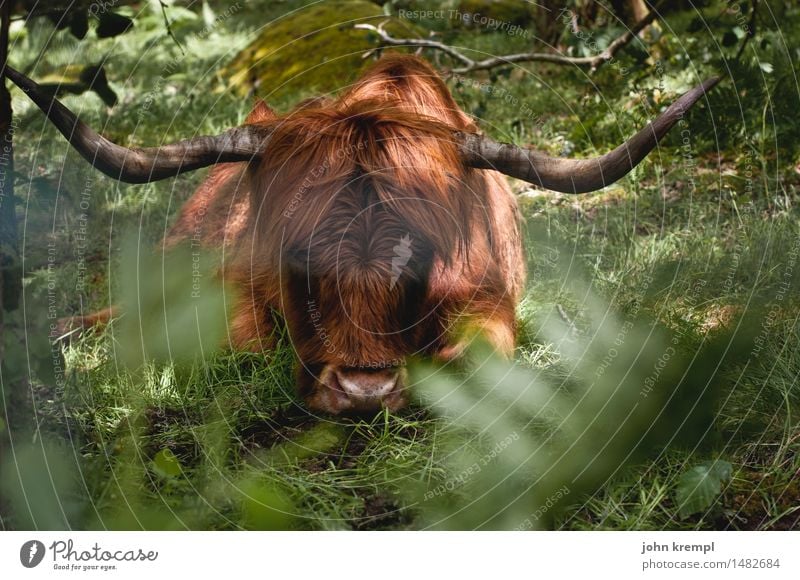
5 55 717 413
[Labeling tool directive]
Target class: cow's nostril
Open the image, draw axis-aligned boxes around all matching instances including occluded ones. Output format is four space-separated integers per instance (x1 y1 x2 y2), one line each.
311 365 407 414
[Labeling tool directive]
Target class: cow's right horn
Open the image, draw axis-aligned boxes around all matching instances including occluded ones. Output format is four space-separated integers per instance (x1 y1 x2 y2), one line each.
458 76 719 194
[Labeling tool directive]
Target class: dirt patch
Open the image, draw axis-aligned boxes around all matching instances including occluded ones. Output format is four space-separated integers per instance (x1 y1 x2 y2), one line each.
335 430 370 470
237 403 318 452
294 426 370 473
143 407 201 464
351 492 412 530
715 469 800 530
698 303 741 334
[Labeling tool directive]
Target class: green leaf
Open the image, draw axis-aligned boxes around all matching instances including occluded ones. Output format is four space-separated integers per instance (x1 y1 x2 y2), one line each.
152 448 183 478
687 17 704 33
239 479 294 530
201 0 216 27
676 460 733 519
162 6 200 24
722 30 738 47
46 11 71 30
80 65 118 107
96 12 134 38
69 10 89 39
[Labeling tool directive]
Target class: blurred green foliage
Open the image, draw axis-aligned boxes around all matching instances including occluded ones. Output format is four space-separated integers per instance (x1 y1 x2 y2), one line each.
407 270 758 529
117 237 229 366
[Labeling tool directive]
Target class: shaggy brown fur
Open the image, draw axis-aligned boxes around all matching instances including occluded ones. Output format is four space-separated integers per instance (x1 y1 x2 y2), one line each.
91 55 525 413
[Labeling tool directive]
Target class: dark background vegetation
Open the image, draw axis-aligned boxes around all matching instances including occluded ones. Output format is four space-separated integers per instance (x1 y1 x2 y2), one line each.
0 0 798 530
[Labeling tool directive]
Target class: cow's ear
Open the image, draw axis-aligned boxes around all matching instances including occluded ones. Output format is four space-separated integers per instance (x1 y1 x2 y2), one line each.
245 99 276 124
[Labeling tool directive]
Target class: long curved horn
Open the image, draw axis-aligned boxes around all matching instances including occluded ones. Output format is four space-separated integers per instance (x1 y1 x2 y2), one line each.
458 77 719 194
4 66 271 184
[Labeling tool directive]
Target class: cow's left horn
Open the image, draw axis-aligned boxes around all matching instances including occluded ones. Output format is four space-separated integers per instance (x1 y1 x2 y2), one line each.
458 77 719 194
4 66 271 184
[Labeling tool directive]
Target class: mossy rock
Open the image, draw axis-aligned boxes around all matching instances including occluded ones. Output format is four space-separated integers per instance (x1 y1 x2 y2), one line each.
223 1 423 104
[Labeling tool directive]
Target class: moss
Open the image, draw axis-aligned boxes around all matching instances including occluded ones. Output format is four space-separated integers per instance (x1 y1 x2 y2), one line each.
456 0 535 29
223 1 422 105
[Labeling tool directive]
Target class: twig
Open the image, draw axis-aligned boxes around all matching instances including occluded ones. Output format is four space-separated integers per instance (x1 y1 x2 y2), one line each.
556 304 579 338
159 0 185 55
355 12 657 74
734 0 759 62
355 21 474 68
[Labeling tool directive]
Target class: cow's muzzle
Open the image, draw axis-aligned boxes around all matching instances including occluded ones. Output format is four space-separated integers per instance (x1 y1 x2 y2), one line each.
308 365 407 414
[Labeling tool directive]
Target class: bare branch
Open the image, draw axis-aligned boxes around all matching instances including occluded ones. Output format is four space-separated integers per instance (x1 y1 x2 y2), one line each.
355 11 657 74
734 0 759 62
354 21 475 69
159 0 185 55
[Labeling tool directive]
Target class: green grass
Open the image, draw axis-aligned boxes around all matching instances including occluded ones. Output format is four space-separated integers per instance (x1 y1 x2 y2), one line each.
3 1 800 531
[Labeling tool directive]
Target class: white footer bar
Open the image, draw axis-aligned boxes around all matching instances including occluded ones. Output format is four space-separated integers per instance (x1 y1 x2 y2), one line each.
1 531 797 578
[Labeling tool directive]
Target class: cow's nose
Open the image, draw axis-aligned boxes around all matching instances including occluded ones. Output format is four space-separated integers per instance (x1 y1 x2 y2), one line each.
334 366 399 403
